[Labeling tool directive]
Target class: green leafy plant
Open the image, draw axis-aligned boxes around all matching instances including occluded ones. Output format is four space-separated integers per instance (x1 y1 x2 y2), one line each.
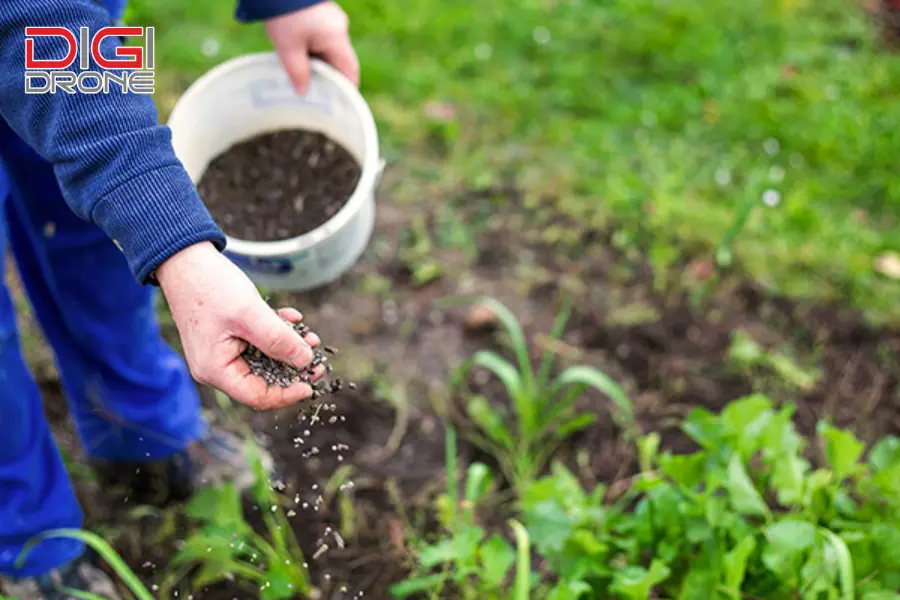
519 394 900 599
727 329 821 392
391 427 526 600
451 296 636 491
16 529 153 600
162 441 313 599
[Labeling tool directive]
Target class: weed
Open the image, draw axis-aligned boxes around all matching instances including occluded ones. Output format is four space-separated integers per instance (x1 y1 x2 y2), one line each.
390 427 520 599
16 529 154 600
448 296 636 491
522 395 900 599
161 441 313 599
727 329 821 392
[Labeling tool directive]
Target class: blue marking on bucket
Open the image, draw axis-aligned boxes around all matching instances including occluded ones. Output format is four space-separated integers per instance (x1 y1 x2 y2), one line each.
226 252 295 275
247 78 333 115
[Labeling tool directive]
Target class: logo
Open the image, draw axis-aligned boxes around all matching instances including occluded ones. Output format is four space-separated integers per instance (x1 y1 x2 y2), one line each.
24 26 154 94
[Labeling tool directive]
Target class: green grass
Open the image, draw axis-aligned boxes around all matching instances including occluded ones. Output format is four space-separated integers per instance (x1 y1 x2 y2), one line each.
129 0 900 323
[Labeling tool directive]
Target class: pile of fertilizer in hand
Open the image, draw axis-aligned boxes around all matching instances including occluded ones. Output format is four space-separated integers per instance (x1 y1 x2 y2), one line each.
241 318 356 401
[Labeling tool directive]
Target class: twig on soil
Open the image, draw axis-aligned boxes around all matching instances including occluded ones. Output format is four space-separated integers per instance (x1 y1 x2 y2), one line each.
534 332 583 361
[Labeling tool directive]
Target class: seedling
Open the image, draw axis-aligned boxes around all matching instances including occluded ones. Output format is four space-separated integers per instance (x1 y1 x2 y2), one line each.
447 296 636 491
16 529 154 600
162 440 313 599
391 427 529 600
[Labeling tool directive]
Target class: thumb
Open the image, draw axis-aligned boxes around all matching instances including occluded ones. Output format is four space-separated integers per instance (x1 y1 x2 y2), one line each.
239 304 314 369
278 47 313 95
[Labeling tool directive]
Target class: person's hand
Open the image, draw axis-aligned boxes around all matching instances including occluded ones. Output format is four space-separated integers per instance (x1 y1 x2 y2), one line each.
265 1 359 94
156 241 323 410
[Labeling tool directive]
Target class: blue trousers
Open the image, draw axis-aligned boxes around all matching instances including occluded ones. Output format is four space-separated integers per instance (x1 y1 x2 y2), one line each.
0 0 205 578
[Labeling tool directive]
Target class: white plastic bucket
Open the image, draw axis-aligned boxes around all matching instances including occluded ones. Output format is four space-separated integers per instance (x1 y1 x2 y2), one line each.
167 52 383 292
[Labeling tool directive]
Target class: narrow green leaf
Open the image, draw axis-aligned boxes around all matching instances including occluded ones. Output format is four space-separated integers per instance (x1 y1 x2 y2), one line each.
17 529 154 600
389 574 446 597
473 350 523 400
554 413 596 442
463 462 494 506
821 529 855 600
555 365 635 433
536 295 573 389
638 432 660 473
466 395 514 450
509 520 531 600
472 297 534 389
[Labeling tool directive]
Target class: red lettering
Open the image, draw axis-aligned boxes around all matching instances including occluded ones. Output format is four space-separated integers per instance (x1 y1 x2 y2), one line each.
91 26 144 69
24 27 77 69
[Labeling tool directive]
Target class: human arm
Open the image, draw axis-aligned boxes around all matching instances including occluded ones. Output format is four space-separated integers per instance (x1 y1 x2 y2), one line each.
235 0 359 93
0 0 318 409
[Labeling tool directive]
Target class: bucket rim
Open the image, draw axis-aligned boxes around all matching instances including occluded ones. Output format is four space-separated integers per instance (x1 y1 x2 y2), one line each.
167 51 381 259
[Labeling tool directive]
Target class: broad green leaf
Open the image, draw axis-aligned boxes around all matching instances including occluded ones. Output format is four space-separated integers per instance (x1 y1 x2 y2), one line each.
872 524 900 569
760 404 805 458
871 461 900 498
725 455 770 518
763 519 817 575
185 483 247 531
466 395 514 449
479 535 516 588
869 436 900 472
682 408 724 450
555 365 636 432
722 535 757 596
473 350 524 401
770 454 809 507
570 530 608 556
721 394 774 456
818 422 865 481
260 560 305 600
547 579 592 600
610 560 671 600
659 451 707 490
418 539 455 569
451 526 486 566
862 592 900 600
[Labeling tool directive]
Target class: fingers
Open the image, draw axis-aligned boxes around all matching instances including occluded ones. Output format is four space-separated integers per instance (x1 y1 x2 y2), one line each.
279 48 313 95
276 307 321 347
236 302 314 369
214 357 315 410
317 37 360 87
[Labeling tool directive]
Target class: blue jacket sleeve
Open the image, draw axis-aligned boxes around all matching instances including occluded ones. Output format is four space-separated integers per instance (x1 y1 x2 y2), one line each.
235 0 327 22
0 0 227 285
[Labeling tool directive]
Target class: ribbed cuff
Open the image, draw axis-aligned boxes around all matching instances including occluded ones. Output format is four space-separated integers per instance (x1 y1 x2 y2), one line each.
91 165 227 285
235 0 326 22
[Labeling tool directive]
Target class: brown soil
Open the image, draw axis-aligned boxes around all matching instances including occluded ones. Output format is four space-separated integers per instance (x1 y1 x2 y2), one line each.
32 180 900 599
197 129 361 242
